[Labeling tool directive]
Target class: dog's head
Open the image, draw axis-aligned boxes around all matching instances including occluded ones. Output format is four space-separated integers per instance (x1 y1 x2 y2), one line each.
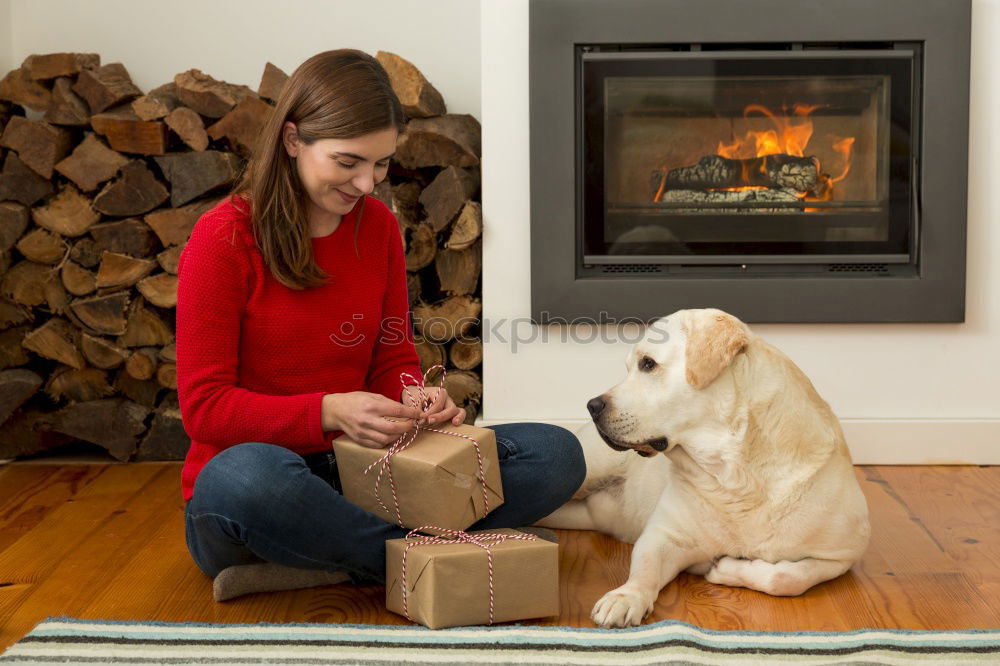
587 308 750 457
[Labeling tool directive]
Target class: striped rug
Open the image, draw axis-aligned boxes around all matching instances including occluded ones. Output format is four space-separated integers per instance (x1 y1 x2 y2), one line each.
1 618 998 665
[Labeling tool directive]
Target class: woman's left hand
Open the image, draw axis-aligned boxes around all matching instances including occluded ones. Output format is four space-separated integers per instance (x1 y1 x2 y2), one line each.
404 386 465 427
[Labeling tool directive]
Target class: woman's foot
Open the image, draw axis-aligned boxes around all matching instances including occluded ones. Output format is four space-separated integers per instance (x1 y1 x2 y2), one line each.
213 562 350 601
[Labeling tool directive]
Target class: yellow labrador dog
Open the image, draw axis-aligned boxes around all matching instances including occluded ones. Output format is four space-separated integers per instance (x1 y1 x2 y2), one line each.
538 308 870 628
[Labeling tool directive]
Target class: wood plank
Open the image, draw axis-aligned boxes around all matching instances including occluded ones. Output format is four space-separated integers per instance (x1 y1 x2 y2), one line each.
0 465 106 556
0 463 997 652
853 466 958 574
874 466 1000 601
536 530 632 627
0 464 178 648
0 465 165 583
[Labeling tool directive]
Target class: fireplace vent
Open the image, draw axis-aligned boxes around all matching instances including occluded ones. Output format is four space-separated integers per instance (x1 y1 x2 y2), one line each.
827 263 890 274
600 264 664 274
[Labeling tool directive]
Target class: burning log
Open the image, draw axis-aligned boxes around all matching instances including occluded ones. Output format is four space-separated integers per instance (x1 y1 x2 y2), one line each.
652 154 819 200
658 188 803 210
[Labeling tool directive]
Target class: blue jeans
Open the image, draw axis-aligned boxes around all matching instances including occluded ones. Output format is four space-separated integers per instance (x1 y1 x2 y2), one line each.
184 423 586 584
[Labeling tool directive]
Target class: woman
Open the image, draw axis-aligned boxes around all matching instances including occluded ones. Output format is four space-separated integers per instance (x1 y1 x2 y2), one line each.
176 49 586 602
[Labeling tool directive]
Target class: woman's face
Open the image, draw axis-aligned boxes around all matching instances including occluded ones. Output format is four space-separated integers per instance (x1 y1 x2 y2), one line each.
282 123 398 224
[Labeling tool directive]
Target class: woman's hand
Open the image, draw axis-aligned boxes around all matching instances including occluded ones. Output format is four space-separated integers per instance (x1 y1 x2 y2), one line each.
322 392 424 449
405 385 465 427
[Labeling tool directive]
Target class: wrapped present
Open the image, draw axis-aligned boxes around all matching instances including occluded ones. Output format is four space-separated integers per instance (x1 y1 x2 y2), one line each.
386 527 560 629
334 422 503 530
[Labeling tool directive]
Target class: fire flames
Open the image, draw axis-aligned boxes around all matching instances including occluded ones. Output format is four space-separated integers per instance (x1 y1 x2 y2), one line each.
654 103 855 207
716 103 821 161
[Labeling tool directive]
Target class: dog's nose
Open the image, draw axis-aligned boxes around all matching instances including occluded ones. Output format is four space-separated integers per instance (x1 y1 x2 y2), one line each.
587 396 606 418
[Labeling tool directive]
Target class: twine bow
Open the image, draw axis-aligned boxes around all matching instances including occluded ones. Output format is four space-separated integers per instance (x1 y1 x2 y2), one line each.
400 526 538 625
364 365 490 527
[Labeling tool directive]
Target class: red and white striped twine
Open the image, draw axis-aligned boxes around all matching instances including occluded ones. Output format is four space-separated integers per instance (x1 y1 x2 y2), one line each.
399 526 538 625
363 365 490 528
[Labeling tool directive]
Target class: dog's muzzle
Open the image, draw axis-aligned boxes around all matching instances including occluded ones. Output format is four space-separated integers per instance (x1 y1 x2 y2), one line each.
588 395 669 457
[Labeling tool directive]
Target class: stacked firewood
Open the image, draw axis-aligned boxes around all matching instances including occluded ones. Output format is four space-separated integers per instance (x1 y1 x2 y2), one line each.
0 51 482 462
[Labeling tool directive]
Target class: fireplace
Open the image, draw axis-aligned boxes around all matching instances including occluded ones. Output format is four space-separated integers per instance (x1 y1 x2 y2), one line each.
530 0 970 323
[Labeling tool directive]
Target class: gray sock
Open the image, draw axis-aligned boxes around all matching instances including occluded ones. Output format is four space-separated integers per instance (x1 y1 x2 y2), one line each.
212 562 351 602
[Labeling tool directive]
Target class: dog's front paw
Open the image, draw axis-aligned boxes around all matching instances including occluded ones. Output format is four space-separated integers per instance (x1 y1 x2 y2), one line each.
591 585 654 627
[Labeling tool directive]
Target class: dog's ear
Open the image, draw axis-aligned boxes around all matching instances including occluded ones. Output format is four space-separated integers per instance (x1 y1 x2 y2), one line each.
684 311 749 390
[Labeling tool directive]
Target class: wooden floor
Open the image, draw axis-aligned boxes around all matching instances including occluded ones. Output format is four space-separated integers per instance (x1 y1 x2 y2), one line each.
0 462 998 650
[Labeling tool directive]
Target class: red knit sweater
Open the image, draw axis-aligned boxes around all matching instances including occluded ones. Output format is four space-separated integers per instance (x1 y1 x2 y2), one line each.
175 194 421 501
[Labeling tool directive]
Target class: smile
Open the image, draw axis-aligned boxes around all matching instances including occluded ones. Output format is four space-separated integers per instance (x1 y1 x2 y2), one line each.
336 190 360 203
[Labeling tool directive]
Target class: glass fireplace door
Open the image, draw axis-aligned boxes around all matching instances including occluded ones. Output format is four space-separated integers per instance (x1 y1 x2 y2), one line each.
580 49 918 266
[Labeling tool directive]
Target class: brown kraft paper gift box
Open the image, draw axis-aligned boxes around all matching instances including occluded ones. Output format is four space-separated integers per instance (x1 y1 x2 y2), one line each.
385 528 560 629
332 423 504 531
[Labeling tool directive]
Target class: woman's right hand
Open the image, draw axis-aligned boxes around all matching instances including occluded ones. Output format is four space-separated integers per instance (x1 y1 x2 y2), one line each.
322 392 424 449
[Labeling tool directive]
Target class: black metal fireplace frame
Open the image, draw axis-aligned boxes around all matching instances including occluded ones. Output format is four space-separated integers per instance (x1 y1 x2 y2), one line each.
529 0 971 323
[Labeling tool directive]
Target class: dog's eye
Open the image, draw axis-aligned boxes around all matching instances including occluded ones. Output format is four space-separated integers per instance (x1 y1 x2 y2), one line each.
638 356 657 372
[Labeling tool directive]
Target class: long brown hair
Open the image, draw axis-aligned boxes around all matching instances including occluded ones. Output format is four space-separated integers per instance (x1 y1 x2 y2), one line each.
232 49 405 289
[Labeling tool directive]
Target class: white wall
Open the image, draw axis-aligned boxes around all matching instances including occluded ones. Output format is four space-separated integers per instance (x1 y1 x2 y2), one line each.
0 0 12 75
4 0 480 117
480 0 1000 464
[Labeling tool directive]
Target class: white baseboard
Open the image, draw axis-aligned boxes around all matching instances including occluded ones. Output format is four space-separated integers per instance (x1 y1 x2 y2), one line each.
474 417 1000 465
